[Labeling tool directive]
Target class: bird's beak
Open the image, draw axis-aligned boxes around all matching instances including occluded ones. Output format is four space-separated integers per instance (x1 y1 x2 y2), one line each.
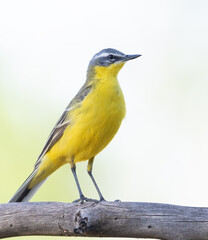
123 54 142 62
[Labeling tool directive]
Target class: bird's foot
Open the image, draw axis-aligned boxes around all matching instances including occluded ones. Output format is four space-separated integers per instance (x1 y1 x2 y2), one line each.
73 195 99 204
99 197 106 202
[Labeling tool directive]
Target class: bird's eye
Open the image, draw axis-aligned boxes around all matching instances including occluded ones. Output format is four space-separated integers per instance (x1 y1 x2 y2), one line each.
108 54 114 60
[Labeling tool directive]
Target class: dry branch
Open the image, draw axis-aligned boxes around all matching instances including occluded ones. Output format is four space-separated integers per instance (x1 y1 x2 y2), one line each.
1 201 208 239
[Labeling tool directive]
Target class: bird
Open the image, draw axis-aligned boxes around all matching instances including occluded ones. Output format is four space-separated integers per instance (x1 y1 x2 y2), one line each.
9 48 141 203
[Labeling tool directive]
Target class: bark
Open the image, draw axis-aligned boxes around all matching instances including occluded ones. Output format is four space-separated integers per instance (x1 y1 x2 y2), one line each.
1 201 208 240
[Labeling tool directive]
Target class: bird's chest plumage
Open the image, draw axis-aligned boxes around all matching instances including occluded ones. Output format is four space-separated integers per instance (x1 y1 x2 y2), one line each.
62 77 126 162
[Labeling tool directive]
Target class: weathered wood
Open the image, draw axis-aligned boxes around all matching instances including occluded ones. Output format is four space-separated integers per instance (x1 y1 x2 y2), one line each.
1 201 208 239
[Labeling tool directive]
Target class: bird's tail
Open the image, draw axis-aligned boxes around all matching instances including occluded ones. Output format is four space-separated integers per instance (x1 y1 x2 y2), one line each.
9 169 46 202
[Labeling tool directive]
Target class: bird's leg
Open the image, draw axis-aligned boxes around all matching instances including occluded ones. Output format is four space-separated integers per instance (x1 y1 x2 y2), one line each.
87 157 105 202
71 160 98 203
71 161 85 203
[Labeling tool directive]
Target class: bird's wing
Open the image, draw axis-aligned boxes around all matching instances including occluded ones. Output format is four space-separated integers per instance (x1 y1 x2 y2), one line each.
34 83 92 168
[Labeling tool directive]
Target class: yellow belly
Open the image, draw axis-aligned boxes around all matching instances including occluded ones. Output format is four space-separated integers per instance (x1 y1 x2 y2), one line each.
63 96 124 161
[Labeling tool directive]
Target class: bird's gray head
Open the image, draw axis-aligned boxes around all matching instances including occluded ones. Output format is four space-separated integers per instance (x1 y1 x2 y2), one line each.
89 48 141 67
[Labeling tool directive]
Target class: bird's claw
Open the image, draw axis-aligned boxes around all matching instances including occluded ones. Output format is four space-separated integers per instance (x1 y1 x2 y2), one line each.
73 195 99 204
99 197 106 202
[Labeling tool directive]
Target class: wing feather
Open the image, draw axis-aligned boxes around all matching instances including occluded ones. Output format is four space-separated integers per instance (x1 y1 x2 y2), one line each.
34 83 92 168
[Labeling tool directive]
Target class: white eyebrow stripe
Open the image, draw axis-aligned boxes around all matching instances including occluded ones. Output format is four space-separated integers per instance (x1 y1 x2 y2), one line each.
93 52 123 60
94 52 109 59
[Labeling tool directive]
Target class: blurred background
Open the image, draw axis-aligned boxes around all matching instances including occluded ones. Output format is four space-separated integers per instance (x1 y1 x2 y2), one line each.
0 0 208 239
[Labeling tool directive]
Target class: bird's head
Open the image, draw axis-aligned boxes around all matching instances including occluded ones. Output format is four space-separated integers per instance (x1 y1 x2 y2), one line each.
87 48 141 79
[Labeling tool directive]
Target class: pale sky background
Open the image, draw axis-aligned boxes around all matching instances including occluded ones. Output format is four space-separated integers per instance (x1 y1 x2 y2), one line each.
0 1 208 240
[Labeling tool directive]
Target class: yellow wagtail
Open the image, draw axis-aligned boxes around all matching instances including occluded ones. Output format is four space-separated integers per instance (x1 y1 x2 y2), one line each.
9 48 141 203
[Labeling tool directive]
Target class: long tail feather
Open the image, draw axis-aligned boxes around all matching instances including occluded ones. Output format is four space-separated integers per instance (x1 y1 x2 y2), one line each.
9 170 46 202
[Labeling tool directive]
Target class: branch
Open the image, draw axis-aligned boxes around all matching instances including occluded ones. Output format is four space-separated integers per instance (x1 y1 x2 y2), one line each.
1 201 208 239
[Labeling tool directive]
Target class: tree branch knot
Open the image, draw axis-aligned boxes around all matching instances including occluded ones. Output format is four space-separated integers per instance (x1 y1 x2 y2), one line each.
74 210 88 234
